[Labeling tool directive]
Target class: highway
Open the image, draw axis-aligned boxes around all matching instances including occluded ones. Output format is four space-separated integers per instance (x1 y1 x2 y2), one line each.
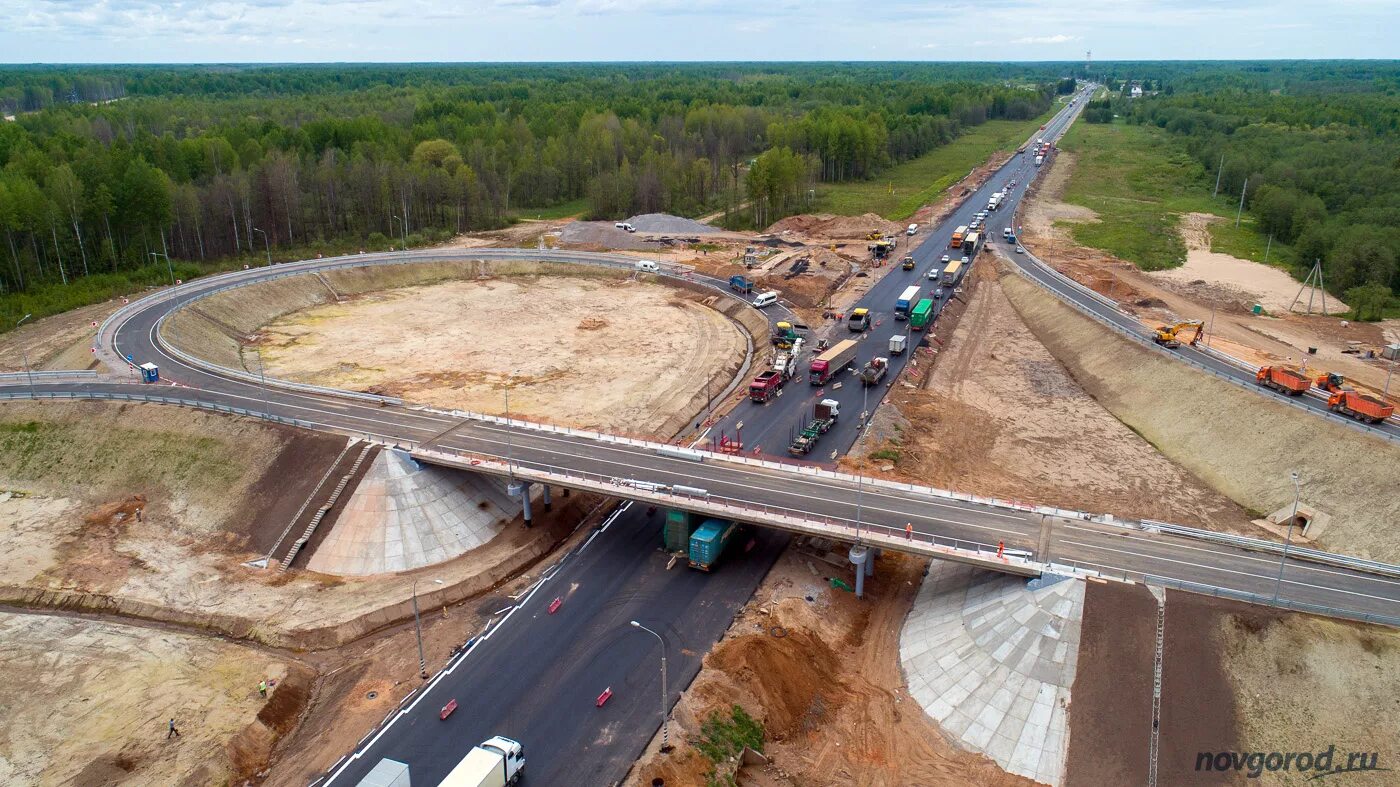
4 85 1399 785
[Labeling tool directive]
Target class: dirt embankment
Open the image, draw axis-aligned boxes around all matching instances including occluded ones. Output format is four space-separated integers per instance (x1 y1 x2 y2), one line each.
628 548 1037 787
855 255 1250 530
0 611 310 786
999 268 1400 559
0 298 122 373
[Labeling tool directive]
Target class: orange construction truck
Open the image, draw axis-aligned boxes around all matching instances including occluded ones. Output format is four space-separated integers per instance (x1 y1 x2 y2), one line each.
1255 366 1311 396
1328 391 1394 423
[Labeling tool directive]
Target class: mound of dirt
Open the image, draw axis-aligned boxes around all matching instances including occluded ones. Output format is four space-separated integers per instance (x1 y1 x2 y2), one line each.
766 213 903 240
626 212 723 234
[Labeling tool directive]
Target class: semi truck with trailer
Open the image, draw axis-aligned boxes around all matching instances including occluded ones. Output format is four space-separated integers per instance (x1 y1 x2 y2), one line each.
809 339 859 384
688 519 738 571
895 285 920 320
941 259 963 285
788 399 841 456
909 299 934 330
437 737 526 787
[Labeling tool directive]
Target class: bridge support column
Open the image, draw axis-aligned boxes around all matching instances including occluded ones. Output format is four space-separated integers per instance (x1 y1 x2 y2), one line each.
866 548 878 577
509 481 533 528
542 485 552 511
848 545 870 599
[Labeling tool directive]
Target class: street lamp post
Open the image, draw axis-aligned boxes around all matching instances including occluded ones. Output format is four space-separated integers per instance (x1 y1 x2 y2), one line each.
391 215 407 251
504 381 515 481
252 227 272 267
253 347 270 415
413 578 444 679
16 314 35 397
630 620 671 752
1272 472 1301 603
150 251 174 286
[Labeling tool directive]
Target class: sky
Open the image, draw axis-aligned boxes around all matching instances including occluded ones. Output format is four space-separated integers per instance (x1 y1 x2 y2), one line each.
2 0 1398 62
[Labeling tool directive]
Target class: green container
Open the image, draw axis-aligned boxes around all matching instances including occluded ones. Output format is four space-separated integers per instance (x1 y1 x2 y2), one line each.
663 509 696 552
1251 303 1263 314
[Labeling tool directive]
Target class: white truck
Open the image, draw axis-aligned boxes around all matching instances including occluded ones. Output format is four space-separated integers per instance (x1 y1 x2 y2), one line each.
438 737 525 787
356 759 411 787
772 337 805 380
987 192 1003 211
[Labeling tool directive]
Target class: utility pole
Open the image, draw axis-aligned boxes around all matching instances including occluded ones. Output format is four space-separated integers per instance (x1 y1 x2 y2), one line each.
1212 153 1224 198
1235 178 1248 228
1263 234 1272 265
253 227 272 267
1273 472 1301 603
16 314 35 397
150 251 174 286
253 347 270 415
630 621 671 753
412 578 443 679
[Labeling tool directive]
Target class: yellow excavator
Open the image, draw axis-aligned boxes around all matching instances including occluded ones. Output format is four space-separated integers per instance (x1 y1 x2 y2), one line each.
1153 320 1204 349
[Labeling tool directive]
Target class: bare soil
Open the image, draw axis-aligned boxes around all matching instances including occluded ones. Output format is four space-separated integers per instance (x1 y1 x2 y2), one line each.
855 257 1251 530
628 547 1037 787
0 610 305 786
255 276 745 438
0 298 122 373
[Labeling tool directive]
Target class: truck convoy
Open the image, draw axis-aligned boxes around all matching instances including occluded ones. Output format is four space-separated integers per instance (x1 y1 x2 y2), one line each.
748 370 783 402
895 285 920 320
1255 365 1311 395
1328 390 1395 423
810 339 859 384
910 298 934 330
788 399 841 455
437 737 526 787
688 519 738 571
859 357 889 386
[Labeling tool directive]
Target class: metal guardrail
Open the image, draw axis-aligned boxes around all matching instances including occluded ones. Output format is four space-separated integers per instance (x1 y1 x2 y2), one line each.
1142 574 1400 628
0 369 99 381
1141 519 1400 578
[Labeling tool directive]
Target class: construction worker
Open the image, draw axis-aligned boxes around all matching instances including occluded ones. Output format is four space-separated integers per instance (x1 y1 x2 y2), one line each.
258 680 268 698
905 523 913 540
167 718 180 739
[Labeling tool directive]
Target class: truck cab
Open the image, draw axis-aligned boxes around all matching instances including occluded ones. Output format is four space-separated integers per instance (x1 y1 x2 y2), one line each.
438 736 525 787
847 308 870 332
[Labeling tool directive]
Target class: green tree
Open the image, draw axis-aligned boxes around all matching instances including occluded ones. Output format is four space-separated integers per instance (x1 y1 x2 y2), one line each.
1343 283 1391 321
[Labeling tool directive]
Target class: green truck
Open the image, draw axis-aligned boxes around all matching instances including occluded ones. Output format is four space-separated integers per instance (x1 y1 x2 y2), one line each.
663 509 698 552
909 298 934 330
688 519 738 571
788 398 841 456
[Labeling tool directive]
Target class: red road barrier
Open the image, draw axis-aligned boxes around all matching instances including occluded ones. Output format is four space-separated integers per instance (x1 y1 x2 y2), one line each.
548 597 562 614
596 687 613 707
440 699 458 720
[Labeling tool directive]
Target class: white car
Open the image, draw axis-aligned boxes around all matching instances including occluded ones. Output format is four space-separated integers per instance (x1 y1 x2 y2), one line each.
928 268 941 280
961 256 970 266
940 255 951 264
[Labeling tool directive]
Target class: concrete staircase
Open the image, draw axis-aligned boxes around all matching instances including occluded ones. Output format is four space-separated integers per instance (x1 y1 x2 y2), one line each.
279 441 376 571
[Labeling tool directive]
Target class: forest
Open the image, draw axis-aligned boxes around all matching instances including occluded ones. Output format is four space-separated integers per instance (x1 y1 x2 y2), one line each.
1083 61 1400 316
0 63 1062 323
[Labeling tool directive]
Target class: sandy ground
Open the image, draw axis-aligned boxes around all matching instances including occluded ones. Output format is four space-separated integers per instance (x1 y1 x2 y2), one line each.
0 298 122 373
627 546 1036 787
255 276 745 437
855 257 1251 530
1021 150 1399 399
0 611 304 786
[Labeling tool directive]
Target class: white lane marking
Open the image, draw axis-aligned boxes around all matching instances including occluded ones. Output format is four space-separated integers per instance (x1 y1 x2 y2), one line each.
1061 523 1400 588
1061 539 1400 606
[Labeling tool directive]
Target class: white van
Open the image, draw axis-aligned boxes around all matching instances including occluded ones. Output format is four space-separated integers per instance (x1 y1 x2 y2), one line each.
752 291 779 308
906 224 918 236
635 260 660 273
615 221 636 232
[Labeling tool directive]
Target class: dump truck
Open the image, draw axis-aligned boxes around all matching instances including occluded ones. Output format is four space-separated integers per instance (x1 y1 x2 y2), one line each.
810 339 859 384
438 737 525 787
688 519 738 571
1255 365 1311 396
895 285 920 320
788 399 841 455
728 275 755 294
1153 320 1204 349
859 357 889 386
910 298 934 330
1328 391 1394 423
748 370 783 402
950 225 967 247
847 308 871 332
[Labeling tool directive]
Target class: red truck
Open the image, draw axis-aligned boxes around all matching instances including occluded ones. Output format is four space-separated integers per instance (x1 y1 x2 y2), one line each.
1328 391 1395 423
1255 366 1310 396
809 339 859 385
749 370 782 402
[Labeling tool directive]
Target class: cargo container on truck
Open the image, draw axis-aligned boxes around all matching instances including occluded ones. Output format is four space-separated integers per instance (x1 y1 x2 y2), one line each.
1328 391 1395 423
788 399 840 455
663 509 698 552
688 519 737 571
987 192 1003 211
950 226 967 247
748 370 782 402
895 285 921 320
941 259 963 285
809 339 859 384
438 737 525 787
909 299 934 330
888 334 907 355
355 759 410 787
1255 366 1311 396
963 231 980 251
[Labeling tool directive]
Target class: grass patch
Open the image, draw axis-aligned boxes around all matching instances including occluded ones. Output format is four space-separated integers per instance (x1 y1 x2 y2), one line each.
817 110 1056 221
1057 121 1297 273
869 448 901 463
694 704 765 787
508 197 588 221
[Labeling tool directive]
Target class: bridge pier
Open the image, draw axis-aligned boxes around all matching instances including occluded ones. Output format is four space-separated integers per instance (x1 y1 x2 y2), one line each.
542 485 552 511
849 545 870 598
509 480 532 528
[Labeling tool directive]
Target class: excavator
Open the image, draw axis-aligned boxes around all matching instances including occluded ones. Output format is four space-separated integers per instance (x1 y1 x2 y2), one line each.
1153 320 1204 349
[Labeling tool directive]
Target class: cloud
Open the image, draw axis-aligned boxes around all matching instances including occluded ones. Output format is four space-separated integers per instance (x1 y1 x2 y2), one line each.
1011 33 1079 44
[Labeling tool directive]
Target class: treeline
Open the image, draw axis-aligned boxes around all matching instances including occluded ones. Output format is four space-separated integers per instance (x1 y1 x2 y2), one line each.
0 64 1059 310
1114 68 1400 317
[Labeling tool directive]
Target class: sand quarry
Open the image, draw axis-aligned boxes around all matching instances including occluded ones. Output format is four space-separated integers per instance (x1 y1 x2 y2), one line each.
254 275 745 437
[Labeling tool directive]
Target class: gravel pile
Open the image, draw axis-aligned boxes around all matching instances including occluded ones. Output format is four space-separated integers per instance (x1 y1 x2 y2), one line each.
557 221 661 250
625 213 723 235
